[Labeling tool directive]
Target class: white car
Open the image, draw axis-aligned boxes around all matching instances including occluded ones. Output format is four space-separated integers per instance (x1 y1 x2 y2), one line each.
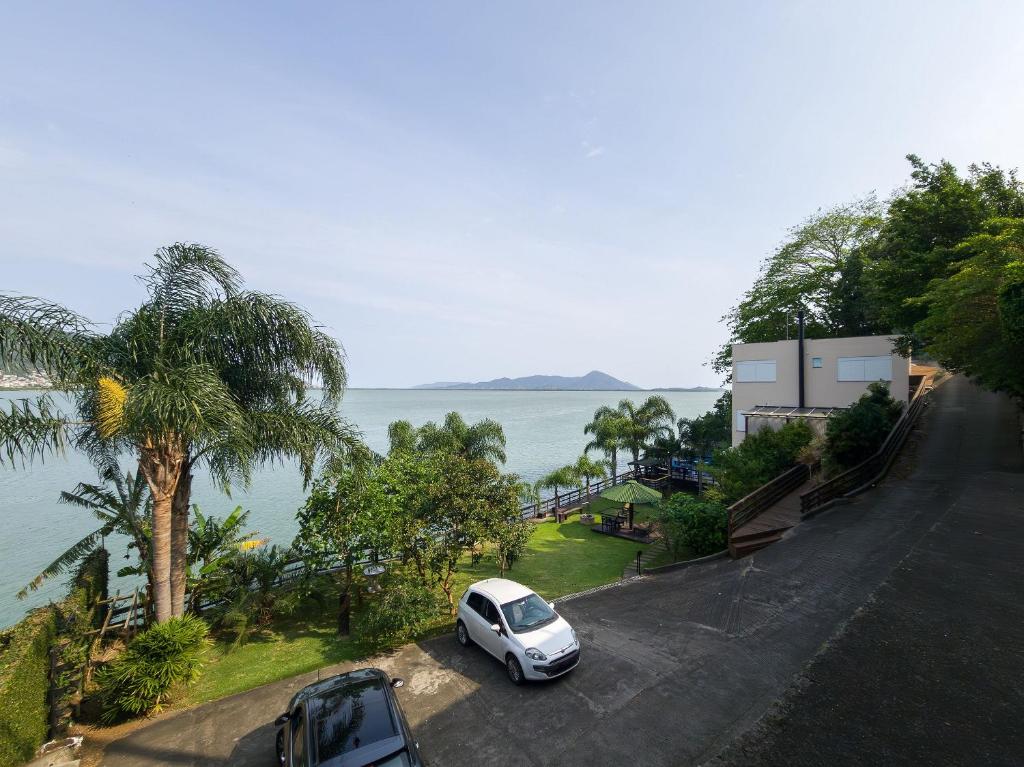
456 578 580 684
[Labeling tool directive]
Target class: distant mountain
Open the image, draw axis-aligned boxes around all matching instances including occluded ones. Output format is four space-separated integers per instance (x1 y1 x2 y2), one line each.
650 386 723 393
412 370 642 391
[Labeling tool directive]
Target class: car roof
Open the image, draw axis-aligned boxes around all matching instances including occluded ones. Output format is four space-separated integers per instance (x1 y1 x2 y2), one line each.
470 578 535 604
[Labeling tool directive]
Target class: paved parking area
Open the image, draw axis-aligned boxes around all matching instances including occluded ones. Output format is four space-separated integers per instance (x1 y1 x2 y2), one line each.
104 377 1012 767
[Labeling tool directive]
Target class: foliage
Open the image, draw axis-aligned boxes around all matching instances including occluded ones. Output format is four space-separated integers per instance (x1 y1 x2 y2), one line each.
914 218 1024 399
0 608 56 767
187 505 259 611
714 197 885 376
399 412 508 465
494 515 532 576
677 391 732 459
823 382 904 475
711 420 814 504
614 396 676 464
96 615 210 723
584 406 628 478
203 546 301 647
0 243 357 624
657 494 728 558
18 463 149 598
534 466 580 505
355 575 445 646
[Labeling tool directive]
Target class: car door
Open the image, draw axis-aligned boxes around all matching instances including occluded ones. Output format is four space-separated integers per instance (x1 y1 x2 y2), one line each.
477 597 507 660
289 706 308 767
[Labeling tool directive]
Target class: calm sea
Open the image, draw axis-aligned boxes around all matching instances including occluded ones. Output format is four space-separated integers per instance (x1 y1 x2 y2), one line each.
0 388 720 628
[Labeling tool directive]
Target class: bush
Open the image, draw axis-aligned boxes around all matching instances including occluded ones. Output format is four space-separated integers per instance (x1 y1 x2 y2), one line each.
824 382 904 474
657 494 728 558
711 420 814 503
95 615 210 723
355 576 445 646
0 609 57 767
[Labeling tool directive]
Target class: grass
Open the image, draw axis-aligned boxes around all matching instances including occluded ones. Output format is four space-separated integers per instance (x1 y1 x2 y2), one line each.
185 515 645 705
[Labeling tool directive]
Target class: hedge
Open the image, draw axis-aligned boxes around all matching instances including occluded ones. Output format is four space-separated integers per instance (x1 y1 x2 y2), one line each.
0 608 56 767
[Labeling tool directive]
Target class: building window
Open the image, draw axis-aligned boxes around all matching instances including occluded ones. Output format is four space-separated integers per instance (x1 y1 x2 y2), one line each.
735 411 746 432
735 359 777 383
837 355 892 382
811 357 823 368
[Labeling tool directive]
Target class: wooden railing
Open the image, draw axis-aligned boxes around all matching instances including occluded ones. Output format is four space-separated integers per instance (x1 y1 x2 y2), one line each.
727 462 814 535
800 378 931 516
520 470 636 519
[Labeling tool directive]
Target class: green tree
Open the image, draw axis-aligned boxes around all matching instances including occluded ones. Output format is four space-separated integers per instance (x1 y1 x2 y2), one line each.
713 197 884 376
18 464 151 599
572 454 608 498
615 396 676 466
494 515 532 577
0 244 355 622
416 411 507 464
823 382 904 474
387 419 418 454
584 406 627 479
534 466 580 510
355 574 445 645
913 218 1024 399
657 494 728 558
866 155 1024 332
711 420 814 504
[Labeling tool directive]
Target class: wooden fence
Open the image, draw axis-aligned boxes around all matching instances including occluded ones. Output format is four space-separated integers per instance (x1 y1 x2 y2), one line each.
800 377 931 515
727 462 814 536
520 470 636 518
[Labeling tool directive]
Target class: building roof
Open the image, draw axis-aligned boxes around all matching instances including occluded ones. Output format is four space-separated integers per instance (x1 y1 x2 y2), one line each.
741 405 846 419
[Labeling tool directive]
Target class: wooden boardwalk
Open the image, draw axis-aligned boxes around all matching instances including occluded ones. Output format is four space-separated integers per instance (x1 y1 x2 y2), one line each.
730 478 814 557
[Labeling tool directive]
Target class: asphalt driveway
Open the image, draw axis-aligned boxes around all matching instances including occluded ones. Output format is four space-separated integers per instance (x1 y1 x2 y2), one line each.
104 376 1019 767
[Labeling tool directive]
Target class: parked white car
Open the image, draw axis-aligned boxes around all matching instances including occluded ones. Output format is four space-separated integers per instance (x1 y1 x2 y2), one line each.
456 578 580 684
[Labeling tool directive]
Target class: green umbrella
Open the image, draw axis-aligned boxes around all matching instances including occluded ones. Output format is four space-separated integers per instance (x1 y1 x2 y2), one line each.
599 480 662 529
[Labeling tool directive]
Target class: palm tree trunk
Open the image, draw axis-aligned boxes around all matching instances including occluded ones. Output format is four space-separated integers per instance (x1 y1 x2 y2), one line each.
139 443 184 624
611 448 618 482
170 459 193 617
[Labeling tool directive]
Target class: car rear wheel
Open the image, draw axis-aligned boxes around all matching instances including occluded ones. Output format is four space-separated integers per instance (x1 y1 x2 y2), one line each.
456 620 473 647
506 655 525 685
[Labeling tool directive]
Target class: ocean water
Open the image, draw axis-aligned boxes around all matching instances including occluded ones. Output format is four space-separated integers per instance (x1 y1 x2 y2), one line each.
0 388 721 628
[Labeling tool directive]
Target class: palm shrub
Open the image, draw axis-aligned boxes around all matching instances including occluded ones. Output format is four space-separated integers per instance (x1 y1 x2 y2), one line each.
657 494 728 558
96 615 209 723
823 382 904 475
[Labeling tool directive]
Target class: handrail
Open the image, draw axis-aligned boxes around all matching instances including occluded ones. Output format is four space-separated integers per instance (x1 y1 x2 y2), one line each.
727 462 814 535
520 470 636 519
800 377 931 516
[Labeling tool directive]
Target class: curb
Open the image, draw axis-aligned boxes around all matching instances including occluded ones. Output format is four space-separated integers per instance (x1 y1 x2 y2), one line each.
642 548 730 574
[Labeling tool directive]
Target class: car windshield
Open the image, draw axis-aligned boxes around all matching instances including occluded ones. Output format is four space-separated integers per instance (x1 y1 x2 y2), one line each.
313 679 399 763
501 593 556 633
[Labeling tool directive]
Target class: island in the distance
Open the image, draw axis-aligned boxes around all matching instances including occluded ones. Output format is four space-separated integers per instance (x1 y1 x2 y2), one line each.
412 370 722 392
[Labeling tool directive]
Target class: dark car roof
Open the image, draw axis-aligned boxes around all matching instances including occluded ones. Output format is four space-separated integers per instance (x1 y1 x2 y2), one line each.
291 668 413 767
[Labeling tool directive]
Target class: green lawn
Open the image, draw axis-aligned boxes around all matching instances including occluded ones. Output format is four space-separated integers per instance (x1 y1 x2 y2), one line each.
186 515 644 705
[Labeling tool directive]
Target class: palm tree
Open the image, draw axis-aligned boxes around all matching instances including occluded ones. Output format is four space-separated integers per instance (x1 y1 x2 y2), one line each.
17 464 151 599
615 396 676 467
415 412 507 465
0 244 356 622
572 454 608 499
534 466 580 511
584 406 627 481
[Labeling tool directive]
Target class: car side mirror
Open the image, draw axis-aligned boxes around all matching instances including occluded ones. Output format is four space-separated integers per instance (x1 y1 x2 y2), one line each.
391 677 405 689
548 602 556 610
490 623 502 634
274 712 290 727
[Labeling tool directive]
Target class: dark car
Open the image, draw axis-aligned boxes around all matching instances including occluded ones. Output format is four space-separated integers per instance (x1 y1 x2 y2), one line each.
275 668 423 767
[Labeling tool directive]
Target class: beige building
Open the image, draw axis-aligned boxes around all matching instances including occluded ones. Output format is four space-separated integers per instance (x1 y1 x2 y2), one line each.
731 335 911 446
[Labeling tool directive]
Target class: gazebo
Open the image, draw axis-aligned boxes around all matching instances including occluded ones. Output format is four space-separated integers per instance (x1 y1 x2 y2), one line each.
599 480 662 532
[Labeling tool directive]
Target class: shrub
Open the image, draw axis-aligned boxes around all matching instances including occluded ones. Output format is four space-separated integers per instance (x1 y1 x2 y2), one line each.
95 615 209 723
824 382 904 474
657 494 728 558
0 609 57 767
711 420 814 503
494 517 532 577
355 576 445 646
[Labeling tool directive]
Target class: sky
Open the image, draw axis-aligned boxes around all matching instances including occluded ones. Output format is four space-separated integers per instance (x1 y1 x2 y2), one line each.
1 2 1023 389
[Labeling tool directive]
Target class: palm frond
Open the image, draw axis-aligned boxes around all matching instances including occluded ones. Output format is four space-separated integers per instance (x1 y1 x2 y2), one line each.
17 530 101 598
0 294 101 385
0 396 73 466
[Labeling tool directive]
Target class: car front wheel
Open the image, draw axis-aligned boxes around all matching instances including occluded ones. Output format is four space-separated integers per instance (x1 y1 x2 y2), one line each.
506 655 525 685
456 620 473 647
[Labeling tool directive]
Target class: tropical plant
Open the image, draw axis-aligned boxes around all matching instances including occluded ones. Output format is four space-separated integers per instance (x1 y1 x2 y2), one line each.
657 494 728 558
387 419 418 454
572 454 608 498
0 244 357 623
584 406 627 479
823 382 904 475
615 396 676 466
186 505 260 612
494 516 532 577
415 412 507 465
677 391 732 460
534 466 580 510
95 614 209 723
18 462 150 598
